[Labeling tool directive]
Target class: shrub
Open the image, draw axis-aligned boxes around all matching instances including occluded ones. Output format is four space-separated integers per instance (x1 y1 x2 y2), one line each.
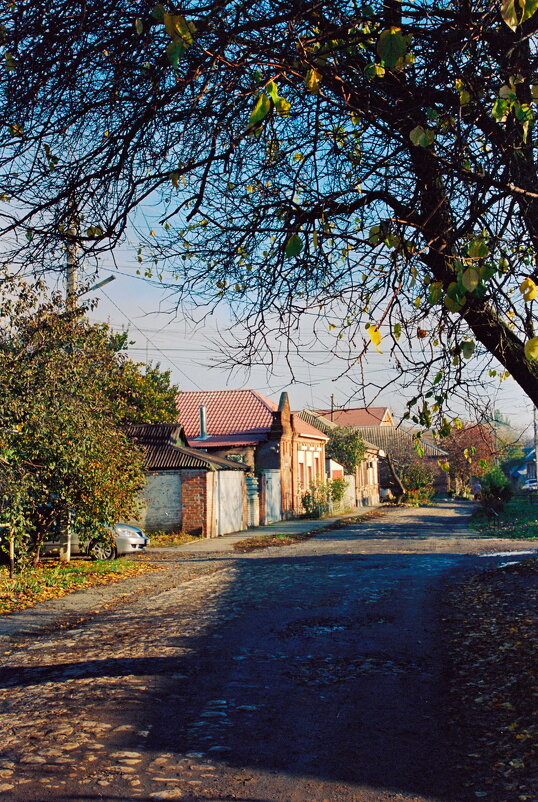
301 478 348 517
480 465 512 512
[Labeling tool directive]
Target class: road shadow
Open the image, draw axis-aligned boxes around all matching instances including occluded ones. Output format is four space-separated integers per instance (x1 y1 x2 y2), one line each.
0 550 479 801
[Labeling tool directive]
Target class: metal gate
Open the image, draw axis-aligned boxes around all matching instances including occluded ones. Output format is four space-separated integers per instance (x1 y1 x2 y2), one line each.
261 469 281 523
216 471 244 535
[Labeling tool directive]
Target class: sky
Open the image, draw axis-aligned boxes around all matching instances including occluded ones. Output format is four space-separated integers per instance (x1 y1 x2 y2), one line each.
54 246 536 441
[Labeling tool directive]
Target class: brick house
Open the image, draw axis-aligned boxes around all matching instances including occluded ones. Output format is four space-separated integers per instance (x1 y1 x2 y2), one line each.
176 389 329 521
126 424 248 537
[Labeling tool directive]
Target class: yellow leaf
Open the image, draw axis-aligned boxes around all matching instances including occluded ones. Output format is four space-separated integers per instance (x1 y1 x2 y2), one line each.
305 69 322 93
520 277 538 301
461 267 480 292
524 336 538 360
367 324 383 353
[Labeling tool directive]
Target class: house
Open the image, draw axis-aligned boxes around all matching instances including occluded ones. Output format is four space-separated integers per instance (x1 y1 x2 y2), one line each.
356 426 449 494
314 406 395 427
509 446 536 487
310 407 449 494
298 410 382 507
126 423 248 537
176 390 329 521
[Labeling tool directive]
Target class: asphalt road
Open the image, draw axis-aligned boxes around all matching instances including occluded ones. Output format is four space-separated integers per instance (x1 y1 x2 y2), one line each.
0 502 535 802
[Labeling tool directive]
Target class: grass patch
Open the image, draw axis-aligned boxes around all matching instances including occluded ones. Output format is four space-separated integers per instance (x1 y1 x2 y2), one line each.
147 530 200 547
0 559 159 615
470 498 538 540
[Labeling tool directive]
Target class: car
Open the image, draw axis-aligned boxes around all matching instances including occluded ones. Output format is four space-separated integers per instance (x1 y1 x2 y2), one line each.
521 479 537 491
43 523 149 560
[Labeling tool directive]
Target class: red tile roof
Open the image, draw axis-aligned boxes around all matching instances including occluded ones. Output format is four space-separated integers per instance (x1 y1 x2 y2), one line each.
314 407 394 427
291 414 329 441
176 389 277 442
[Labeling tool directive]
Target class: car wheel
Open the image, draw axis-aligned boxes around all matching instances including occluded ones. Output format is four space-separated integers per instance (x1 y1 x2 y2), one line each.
87 540 117 561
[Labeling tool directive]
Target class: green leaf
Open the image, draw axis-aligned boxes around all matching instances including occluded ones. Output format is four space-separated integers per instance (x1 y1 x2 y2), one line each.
163 14 196 45
461 340 475 360
524 336 538 360
285 234 303 258
428 282 443 305
368 224 382 245
364 63 385 79
166 39 186 67
248 94 271 127
151 4 165 23
266 81 279 103
492 97 509 121
376 27 408 70
461 267 481 292
467 239 489 258
501 0 519 29
393 323 401 340
409 125 435 147
274 97 291 117
520 0 538 23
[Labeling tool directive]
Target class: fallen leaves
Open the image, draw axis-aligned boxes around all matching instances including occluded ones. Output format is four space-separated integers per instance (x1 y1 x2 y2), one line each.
446 559 538 801
0 559 159 615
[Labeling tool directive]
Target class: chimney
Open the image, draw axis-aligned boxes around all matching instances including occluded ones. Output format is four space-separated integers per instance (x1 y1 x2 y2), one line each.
199 405 208 439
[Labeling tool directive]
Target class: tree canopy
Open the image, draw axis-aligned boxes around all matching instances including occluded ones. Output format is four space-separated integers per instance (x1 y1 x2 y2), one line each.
326 426 366 473
0 276 179 564
2 1 538 426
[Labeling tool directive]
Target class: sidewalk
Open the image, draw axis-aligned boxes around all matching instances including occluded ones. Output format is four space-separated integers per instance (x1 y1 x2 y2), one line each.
151 509 371 554
0 511 370 640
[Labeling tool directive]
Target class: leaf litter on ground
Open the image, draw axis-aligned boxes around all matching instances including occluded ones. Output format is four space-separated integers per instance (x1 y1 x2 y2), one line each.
445 557 538 801
0 559 159 615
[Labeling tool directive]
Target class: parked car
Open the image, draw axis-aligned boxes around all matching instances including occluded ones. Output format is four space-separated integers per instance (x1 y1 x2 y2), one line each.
521 479 537 491
43 523 149 560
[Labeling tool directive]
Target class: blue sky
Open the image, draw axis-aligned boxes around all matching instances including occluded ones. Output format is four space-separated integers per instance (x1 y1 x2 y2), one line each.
55 245 536 440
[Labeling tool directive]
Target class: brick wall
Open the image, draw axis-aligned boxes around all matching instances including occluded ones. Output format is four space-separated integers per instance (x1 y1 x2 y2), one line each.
181 470 209 537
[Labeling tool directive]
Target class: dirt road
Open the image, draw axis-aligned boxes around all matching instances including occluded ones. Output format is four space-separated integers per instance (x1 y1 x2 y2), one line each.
0 502 535 801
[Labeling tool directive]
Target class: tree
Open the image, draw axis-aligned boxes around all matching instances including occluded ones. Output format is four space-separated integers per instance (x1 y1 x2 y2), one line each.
441 422 497 493
326 427 366 474
0 276 179 566
2 1 538 422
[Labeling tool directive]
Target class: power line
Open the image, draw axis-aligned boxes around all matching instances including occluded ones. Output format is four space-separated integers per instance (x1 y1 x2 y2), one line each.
99 289 203 390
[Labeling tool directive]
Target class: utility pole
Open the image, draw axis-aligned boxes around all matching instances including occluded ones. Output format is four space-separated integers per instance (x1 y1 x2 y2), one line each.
66 230 78 312
330 393 334 422
60 222 78 563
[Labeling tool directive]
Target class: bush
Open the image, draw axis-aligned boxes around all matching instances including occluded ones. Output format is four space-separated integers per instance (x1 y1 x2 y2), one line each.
400 462 435 505
330 477 348 505
301 478 349 517
480 465 512 512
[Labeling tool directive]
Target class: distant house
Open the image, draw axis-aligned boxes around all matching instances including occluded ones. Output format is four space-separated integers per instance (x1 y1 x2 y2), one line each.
509 446 536 487
313 406 395 427
356 426 449 494
176 390 329 521
298 410 382 507
126 424 248 537
309 408 449 494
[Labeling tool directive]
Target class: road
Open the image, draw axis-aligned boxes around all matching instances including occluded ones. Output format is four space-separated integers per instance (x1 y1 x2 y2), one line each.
0 502 535 802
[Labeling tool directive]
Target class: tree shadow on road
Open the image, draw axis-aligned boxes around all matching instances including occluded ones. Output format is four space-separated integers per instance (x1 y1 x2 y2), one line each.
1 551 473 801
